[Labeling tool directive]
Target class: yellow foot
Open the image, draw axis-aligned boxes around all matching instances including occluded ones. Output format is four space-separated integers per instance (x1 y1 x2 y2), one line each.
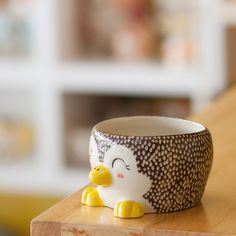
81 187 104 207
114 201 144 218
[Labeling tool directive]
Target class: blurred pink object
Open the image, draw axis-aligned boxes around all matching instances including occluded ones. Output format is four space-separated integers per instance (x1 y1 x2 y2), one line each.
111 21 155 61
161 34 193 64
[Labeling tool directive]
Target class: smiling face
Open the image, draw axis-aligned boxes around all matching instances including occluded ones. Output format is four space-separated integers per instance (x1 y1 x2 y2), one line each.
104 145 133 175
105 145 151 194
89 136 151 194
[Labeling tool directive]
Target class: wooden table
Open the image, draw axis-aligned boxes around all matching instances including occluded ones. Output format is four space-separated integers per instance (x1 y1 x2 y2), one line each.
31 87 236 236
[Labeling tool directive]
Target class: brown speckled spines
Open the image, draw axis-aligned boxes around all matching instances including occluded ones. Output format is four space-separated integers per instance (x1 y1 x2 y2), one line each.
93 129 213 213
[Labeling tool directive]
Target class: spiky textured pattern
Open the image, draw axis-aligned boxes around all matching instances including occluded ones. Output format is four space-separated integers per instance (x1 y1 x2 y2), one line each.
93 129 213 213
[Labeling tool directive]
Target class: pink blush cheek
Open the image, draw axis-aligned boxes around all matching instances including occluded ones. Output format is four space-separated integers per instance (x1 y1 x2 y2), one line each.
117 173 124 179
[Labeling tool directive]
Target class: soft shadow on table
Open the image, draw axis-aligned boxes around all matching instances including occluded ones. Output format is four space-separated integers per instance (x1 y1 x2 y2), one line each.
74 203 208 229
144 202 209 231
143 191 234 233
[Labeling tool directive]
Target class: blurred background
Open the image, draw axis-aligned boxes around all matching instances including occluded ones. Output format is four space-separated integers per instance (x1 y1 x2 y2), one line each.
0 0 235 235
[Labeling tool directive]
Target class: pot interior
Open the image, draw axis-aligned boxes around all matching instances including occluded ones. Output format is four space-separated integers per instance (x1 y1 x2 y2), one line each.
95 116 205 136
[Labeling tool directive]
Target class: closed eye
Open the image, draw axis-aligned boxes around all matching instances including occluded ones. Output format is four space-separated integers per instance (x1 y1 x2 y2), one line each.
112 158 130 170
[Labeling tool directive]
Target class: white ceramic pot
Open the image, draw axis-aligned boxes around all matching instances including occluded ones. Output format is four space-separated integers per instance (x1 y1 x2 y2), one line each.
82 116 213 218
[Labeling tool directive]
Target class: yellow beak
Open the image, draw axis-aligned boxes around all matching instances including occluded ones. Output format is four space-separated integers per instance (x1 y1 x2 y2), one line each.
89 164 112 187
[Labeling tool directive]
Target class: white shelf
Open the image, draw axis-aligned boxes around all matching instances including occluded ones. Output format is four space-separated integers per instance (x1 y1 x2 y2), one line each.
0 61 199 97
0 61 36 89
56 63 198 97
0 162 89 196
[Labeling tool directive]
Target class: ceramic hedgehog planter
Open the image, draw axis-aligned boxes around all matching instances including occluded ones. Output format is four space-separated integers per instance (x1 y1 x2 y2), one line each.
81 116 213 218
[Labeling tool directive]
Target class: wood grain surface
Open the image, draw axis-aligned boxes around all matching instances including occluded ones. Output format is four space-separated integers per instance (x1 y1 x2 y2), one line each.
31 86 236 236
